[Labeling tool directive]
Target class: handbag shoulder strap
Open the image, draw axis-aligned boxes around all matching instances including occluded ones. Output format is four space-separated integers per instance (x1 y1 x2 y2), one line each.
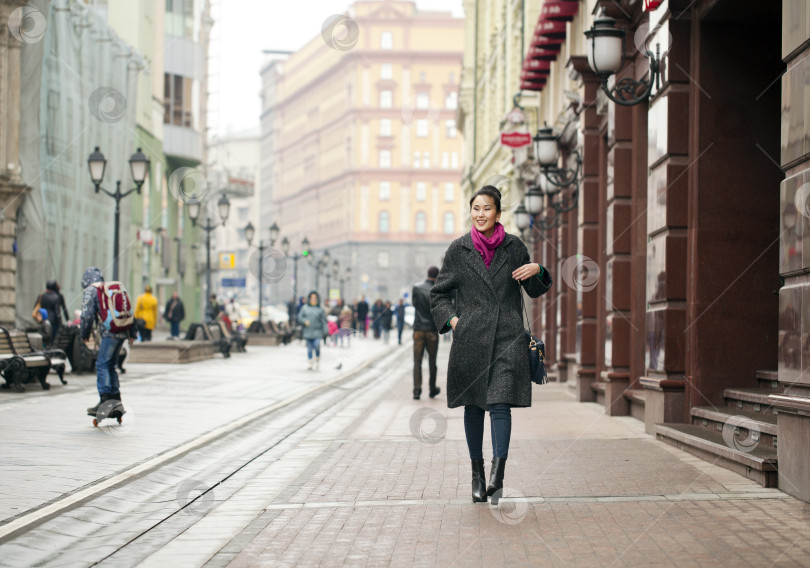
507 242 534 336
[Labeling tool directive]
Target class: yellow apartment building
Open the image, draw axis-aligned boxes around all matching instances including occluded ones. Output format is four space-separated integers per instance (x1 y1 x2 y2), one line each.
260 0 464 303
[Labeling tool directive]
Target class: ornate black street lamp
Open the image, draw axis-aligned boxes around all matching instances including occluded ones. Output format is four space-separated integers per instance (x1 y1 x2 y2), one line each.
584 14 661 106
87 146 150 281
187 194 230 320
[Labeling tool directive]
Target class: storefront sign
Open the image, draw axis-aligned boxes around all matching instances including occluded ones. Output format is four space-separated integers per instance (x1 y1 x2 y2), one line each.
501 132 532 148
506 107 525 124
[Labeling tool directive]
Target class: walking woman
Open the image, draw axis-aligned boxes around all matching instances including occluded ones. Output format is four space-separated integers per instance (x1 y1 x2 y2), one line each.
297 291 328 370
430 185 551 503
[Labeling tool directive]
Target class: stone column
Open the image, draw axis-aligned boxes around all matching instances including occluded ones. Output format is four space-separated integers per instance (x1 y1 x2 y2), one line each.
0 0 31 328
772 0 810 504
567 56 602 402
602 101 634 415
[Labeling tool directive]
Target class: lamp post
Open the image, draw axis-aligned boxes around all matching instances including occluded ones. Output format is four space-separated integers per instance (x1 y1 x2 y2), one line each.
331 259 339 302
296 236 309 302
244 222 282 332
344 266 351 301
187 194 230 320
87 146 150 281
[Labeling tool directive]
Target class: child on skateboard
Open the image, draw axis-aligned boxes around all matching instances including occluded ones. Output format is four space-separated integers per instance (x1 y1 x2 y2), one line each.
79 267 137 424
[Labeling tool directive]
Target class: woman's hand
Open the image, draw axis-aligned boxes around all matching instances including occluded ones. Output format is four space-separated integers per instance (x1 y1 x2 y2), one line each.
450 316 459 331
512 263 541 282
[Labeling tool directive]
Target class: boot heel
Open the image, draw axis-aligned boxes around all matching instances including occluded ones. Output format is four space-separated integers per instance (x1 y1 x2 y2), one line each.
471 459 487 503
486 457 506 498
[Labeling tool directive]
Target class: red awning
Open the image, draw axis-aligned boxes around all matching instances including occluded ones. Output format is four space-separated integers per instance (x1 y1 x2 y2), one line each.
524 59 552 71
521 72 549 82
530 36 565 50
541 0 579 21
521 80 546 92
534 19 566 39
526 46 559 60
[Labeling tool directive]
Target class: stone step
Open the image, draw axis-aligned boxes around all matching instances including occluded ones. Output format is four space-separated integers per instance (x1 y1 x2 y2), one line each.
591 381 606 406
724 387 778 415
624 389 646 421
690 406 777 448
755 370 780 391
655 423 778 487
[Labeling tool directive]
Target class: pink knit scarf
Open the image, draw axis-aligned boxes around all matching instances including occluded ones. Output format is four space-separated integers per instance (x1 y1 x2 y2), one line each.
470 222 505 268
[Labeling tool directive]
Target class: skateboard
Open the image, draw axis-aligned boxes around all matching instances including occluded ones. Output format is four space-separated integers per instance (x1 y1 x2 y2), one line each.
88 398 126 427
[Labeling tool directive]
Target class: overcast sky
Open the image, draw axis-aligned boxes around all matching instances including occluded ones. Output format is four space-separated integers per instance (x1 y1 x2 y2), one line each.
211 0 465 137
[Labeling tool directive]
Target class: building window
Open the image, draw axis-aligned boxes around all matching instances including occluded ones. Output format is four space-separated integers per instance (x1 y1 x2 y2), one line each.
441 152 449 169
416 182 426 201
378 250 390 267
416 119 429 138
444 182 454 202
165 0 195 40
415 212 427 234
379 150 391 168
443 212 454 234
380 118 392 136
445 119 456 138
379 211 390 233
413 151 420 168
379 181 391 200
380 90 392 108
422 152 430 168
416 92 429 109
451 152 459 168
445 91 458 110
164 73 196 128
381 31 393 50
381 63 392 80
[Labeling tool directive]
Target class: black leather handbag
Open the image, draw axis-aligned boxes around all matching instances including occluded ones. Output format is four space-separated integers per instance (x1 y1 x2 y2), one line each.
509 246 550 385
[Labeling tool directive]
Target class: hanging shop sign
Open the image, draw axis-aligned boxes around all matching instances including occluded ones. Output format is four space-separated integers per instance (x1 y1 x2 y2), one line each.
644 0 664 10
501 132 533 148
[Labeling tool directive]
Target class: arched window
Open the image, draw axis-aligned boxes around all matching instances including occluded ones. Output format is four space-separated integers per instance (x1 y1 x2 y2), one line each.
443 212 454 234
379 211 390 233
415 211 427 234
381 31 393 50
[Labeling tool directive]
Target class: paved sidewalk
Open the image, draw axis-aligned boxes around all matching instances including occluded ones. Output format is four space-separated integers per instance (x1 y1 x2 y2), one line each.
0 334 394 527
205 347 810 568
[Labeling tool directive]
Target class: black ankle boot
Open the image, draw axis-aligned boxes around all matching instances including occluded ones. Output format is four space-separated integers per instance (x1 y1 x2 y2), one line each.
486 457 506 499
471 459 487 503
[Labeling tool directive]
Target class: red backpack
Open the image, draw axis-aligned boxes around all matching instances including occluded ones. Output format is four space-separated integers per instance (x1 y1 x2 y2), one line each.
92 281 134 333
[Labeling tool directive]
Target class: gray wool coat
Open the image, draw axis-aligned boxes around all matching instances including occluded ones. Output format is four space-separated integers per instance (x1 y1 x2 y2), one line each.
430 232 551 409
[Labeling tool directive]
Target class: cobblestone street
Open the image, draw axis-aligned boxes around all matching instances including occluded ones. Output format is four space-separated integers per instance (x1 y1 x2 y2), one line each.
0 337 808 567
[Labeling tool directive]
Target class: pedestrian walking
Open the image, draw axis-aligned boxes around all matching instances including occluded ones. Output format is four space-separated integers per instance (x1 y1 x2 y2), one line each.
338 305 353 347
371 299 383 339
412 266 440 400
394 298 406 345
163 291 185 339
380 300 393 344
356 296 369 336
134 285 158 341
36 280 70 347
80 267 136 415
297 291 328 370
430 185 551 503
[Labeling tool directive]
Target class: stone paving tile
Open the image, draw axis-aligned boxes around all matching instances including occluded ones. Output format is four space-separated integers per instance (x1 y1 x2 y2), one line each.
208 347 810 567
0 340 392 524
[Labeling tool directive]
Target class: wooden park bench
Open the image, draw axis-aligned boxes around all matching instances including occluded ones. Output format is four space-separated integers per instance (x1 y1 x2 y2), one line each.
0 327 65 391
212 320 247 353
184 323 231 358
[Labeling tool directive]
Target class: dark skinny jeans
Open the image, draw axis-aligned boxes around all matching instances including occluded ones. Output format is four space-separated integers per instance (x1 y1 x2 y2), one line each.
463 404 512 460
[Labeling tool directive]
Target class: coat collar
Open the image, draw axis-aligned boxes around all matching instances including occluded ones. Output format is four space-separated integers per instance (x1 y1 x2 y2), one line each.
460 231 515 296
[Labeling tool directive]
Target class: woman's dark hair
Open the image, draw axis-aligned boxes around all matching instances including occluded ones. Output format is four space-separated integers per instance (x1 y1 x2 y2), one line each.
469 185 502 212
308 290 320 302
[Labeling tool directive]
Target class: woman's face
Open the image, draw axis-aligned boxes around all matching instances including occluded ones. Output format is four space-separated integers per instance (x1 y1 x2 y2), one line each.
471 194 500 236
309 294 318 306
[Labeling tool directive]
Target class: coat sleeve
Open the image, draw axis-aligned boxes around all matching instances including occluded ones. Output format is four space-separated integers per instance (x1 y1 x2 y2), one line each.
430 243 460 334
79 287 98 340
516 240 553 299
